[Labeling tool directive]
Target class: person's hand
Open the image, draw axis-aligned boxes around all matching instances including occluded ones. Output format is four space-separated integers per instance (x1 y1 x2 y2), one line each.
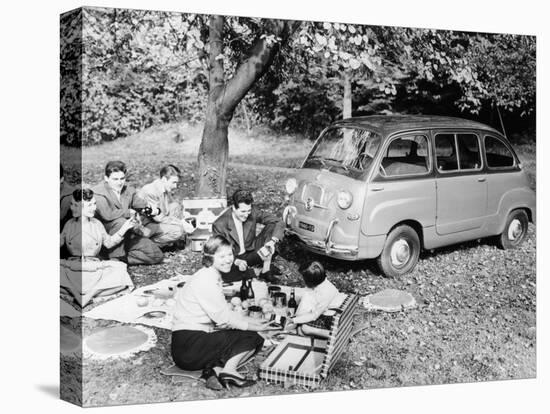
234 259 248 272
182 219 195 234
120 217 137 234
264 240 276 253
284 320 298 332
248 320 279 332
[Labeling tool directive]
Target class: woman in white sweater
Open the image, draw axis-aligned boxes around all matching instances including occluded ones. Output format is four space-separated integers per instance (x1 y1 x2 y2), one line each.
171 235 274 391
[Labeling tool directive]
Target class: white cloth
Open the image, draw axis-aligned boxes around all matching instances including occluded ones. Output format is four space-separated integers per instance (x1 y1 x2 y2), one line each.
293 279 344 324
172 267 248 332
232 213 246 255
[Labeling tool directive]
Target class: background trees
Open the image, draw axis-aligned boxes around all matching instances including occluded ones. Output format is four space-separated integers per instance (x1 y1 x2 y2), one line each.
60 8 536 194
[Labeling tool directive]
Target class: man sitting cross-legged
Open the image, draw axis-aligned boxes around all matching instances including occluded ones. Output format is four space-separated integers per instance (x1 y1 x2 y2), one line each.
138 164 195 249
212 190 284 283
92 160 163 265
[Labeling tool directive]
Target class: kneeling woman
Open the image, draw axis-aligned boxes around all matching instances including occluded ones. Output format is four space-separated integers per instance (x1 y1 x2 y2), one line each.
171 235 273 391
60 188 136 307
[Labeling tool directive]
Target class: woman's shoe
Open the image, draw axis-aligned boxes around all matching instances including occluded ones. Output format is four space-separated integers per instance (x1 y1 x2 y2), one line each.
218 372 256 389
201 368 223 391
205 375 223 391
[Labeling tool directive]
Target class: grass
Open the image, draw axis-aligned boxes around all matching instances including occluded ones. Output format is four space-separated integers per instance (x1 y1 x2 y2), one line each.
60 123 536 407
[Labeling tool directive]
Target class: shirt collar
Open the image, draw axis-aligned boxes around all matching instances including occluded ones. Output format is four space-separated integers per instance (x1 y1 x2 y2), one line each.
153 178 167 194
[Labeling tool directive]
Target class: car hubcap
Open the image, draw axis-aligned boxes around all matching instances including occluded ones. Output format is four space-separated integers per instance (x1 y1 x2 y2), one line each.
508 219 523 241
390 239 410 267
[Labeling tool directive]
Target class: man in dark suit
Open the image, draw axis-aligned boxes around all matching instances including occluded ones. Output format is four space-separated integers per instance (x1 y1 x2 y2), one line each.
212 190 284 283
92 160 163 265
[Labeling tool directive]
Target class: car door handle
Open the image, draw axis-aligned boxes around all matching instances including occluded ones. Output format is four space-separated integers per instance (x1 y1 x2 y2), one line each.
370 186 384 192
477 177 486 182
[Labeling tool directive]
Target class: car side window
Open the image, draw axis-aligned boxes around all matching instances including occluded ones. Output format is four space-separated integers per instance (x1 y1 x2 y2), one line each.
435 134 458 171
380 135 430 177
435 132 481 172
457 133 482 170
485 135 516 169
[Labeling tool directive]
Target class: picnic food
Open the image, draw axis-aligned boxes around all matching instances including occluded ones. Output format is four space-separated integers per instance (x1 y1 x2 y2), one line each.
136 296 149 307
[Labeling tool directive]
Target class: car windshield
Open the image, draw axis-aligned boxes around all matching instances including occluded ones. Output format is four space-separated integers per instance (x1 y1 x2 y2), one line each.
303 127 382 179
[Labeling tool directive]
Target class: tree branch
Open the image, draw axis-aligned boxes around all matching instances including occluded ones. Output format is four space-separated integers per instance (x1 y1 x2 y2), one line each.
221 19 300 116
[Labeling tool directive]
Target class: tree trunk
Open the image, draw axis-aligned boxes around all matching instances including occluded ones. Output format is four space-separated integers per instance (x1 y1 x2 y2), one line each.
196 104 231 197
196 16 228 197
195 17 299 197
343 71 352 119
241 101 252 136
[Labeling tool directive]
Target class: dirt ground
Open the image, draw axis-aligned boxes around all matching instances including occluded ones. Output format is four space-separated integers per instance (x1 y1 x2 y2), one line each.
60 123 536 406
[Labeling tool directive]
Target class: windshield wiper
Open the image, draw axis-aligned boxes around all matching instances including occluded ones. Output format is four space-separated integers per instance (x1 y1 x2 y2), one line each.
309 155 328 168
322 157 350 171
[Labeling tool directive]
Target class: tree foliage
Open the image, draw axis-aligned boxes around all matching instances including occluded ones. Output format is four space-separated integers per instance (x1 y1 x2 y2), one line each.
61 8 209 145
60 7 536 146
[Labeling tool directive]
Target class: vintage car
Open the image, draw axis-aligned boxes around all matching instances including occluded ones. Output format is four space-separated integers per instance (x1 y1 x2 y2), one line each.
283 115 536 277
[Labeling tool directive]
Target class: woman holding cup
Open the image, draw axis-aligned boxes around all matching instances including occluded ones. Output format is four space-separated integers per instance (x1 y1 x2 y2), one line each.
171 235 276 391
60 187 137 307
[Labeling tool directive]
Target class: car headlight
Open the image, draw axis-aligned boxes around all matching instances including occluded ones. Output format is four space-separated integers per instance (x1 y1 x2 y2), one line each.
283 206 297 226
337 190 353 209
285 178 298 195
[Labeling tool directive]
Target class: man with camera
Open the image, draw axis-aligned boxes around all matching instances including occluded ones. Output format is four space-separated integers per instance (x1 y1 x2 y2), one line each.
138 164 195 249
212 189 284 283
92 160 163 265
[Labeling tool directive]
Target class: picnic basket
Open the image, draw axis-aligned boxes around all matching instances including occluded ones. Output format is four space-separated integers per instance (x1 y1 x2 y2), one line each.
259 293 359 388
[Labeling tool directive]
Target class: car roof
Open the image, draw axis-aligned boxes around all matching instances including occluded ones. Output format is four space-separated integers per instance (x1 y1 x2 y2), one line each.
332 115 504 137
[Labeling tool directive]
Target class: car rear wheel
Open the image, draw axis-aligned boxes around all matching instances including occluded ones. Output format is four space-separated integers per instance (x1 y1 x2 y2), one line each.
377 225 420 277
498 209 529 250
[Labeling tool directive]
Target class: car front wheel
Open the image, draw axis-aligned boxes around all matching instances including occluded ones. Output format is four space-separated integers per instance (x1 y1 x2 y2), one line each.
498 209 529 250
377 225 420 277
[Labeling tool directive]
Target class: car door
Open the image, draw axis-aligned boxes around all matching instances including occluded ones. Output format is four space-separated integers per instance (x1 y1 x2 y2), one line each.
434 130 488 235
362 131 436 237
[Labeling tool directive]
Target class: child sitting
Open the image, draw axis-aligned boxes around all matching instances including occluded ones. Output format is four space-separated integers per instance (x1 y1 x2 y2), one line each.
289 262 345 337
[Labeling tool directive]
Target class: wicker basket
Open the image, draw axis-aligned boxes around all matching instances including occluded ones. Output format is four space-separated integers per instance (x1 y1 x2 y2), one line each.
259 294 359 388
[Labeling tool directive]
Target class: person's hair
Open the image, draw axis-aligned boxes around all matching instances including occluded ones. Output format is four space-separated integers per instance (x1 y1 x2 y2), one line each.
105 161 127 177
231 189 253 208
160 164 181 179
72 188 94 202
299 261 326 288
60 164 64 179
202 235 232 267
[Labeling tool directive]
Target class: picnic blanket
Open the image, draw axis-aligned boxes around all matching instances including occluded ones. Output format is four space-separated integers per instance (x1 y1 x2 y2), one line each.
84 275 305 330
83 275 191 329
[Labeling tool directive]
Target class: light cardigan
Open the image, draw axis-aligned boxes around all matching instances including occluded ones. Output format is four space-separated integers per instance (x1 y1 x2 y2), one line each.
172 266 249 332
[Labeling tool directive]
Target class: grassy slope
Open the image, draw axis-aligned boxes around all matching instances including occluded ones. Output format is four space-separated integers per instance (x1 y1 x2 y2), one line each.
61 124 536 406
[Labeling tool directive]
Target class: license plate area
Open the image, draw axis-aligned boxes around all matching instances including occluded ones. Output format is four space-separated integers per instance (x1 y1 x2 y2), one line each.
299 221 315 232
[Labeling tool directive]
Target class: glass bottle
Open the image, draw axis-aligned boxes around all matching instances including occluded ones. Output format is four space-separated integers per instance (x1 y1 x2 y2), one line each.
239 278 248 302
246 279 255 306
287 288 297 317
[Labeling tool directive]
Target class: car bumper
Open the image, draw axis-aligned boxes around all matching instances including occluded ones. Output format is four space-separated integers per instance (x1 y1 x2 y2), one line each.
285 219 359 260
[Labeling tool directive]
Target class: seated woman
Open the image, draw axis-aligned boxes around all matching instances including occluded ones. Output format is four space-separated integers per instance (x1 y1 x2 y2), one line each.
171 235 275 391
288 261 345 338
60 188 136 308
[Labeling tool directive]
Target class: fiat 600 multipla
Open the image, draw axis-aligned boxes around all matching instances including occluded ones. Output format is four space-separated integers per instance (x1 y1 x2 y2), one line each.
282 115 536 277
